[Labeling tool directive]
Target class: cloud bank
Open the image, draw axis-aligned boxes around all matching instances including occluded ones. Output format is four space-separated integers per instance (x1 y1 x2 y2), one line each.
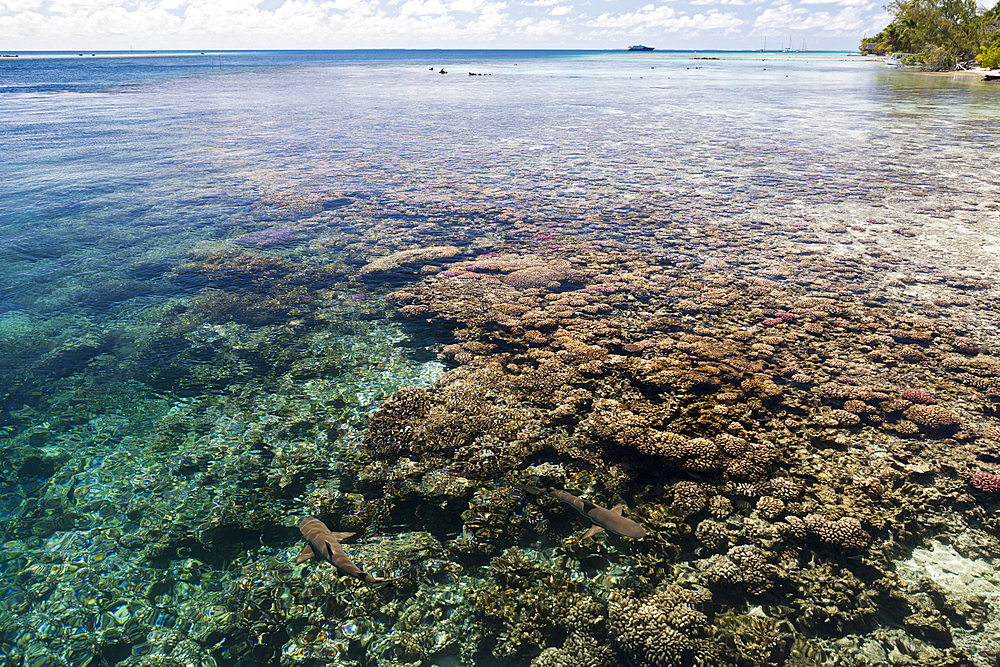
0 0 921 50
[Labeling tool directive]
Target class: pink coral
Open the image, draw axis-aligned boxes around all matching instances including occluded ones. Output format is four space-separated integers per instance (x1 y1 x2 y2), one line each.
762 312 796 327
972 472 1000 493
900 388 935 405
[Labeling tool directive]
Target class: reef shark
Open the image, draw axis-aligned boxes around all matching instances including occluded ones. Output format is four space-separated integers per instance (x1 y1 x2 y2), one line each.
295 516 398 585
519 485 646 540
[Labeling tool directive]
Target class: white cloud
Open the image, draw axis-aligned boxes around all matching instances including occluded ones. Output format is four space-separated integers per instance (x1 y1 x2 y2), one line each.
752 0 865 32
589 4 676 29
798 0 870 7
0 0 522 45
514 14 565 33
0 0 895 49
589 4 743 33
399 0 448 16
752 1 804 31
450 0 490 10
0 0 46 8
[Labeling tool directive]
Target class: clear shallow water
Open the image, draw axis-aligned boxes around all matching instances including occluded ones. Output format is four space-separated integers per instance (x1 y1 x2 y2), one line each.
1 50 1000 667
5 50 996 338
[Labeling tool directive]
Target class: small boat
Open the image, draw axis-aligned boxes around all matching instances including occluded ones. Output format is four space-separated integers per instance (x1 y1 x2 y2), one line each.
628 45 654 51
985 73 1000 82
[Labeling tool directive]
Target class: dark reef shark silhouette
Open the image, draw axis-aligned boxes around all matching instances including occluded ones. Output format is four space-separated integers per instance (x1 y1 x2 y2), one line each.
295 516 398 584
519 485 647 539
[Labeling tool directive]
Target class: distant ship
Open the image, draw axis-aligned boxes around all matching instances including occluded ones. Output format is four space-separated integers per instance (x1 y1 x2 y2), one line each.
627 45 655 51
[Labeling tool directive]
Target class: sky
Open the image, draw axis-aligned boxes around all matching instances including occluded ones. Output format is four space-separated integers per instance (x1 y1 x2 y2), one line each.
0 0 994 52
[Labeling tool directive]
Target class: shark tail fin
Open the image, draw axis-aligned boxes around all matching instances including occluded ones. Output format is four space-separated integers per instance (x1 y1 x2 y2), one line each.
363 573 399 587
515 484 545 495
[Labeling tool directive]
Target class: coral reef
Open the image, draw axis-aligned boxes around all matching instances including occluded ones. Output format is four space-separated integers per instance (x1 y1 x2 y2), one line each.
3 185 1000 667
607 585 720 667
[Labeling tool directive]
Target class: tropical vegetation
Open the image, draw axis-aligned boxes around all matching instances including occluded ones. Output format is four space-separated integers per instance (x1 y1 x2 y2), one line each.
861 0 1000 70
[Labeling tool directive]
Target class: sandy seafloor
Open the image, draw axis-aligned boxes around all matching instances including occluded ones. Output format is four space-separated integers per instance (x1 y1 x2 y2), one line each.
1 50 1000 667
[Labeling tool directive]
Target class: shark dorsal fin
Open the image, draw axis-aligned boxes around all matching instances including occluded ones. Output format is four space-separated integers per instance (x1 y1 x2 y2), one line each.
580 499 597 514
610 503 623 516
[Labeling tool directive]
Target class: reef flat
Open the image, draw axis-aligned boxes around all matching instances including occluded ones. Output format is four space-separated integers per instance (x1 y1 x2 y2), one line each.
2 180 999 667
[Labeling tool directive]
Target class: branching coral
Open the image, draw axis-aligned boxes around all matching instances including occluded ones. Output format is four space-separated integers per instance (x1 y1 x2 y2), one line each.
607 586 721 667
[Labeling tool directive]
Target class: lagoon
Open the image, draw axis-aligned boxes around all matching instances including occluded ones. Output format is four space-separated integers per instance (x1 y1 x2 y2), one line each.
1 50 1000 667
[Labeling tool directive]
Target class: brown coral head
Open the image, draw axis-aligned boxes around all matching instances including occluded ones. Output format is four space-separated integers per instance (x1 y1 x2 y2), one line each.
905 404 961 430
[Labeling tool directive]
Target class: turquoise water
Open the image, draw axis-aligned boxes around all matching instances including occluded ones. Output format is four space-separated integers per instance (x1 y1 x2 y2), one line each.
2 50 1000 667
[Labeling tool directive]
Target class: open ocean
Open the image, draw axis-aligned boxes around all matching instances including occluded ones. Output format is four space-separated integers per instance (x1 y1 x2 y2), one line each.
2 49 1000 667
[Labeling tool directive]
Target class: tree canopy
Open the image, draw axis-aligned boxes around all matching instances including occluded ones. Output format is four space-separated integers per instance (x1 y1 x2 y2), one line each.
862 0 1000 69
